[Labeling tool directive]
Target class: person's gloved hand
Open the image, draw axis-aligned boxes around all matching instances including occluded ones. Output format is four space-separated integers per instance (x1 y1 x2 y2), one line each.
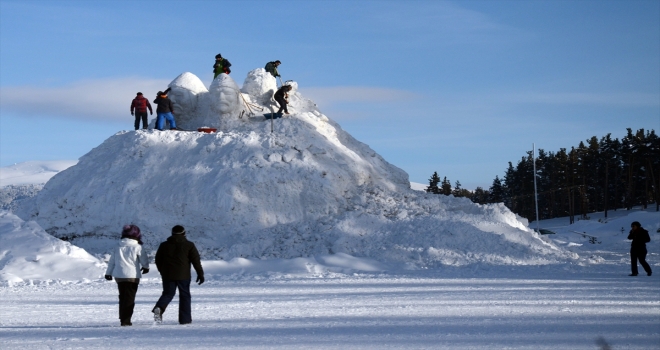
196 275 205 285
131 112 134 116
104 275 113 281
141 268 149 274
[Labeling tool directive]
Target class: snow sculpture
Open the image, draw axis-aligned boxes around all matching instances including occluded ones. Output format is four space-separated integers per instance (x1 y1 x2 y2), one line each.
167 72 208 130
209 73 247 119
241 68 278 106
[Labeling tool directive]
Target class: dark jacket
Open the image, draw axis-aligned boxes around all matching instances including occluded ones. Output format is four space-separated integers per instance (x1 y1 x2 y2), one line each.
265 61 280 77
131 96 153 114
153 96 174 114
274 86 290 101
213 58 232 78
155 235 204 280
628 227 651 249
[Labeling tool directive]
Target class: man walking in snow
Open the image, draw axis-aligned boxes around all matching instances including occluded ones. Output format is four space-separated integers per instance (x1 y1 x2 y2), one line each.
628 221 652 276
153 88 177 131
152 225 204 324
130 92 153 130
265 60 281 78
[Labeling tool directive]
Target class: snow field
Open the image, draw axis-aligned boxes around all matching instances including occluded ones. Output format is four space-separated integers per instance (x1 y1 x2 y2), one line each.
1 275 658 349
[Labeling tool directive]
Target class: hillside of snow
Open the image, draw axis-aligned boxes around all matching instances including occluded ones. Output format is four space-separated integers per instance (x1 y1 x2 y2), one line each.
13 69 574 269
0 161 78 212
0 211 104 283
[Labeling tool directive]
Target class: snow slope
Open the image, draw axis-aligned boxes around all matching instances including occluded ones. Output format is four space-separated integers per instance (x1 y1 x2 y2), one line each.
13 70 573 268
0 211 104 283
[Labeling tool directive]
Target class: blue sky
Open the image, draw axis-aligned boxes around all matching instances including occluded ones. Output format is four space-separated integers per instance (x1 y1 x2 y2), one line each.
1 0 658 189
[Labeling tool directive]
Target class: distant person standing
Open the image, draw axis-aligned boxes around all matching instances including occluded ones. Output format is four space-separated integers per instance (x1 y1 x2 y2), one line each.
274 85 292 115
213 53 232 79
130 92 153 130
153 88 177 130
628 221 652 276
152 225 205 325
265 60 281 78
105 224 150 326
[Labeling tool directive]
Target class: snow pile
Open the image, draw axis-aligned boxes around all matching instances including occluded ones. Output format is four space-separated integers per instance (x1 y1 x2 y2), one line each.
0 184 43 212
15 70 574 268
0 210 104 284
0 160 77 187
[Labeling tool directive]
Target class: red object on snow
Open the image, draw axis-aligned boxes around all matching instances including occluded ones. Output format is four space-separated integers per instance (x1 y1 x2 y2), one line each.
197 128 217 133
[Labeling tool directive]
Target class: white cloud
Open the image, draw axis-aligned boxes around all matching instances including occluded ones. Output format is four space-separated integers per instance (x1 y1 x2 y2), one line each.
0 77 171 121
303 86 419 107
500 92 660 107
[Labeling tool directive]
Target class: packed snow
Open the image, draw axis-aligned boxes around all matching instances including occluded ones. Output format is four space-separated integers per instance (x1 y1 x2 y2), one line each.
0 69 658 349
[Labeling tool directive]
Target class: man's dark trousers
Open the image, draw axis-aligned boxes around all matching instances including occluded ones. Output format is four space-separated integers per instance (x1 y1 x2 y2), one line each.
155 280 192 324
631 247 652 275
134 112 148 130
117 281 139 324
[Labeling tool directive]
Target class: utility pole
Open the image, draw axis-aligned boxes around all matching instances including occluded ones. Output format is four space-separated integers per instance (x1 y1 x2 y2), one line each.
533 143 540 233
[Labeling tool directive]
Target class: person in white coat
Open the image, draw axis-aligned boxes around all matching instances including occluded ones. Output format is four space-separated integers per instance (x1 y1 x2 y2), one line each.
105 224 150 326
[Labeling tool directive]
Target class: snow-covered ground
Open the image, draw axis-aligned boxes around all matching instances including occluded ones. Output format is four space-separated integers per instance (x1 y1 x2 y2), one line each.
1 206 658 349
1 270 658 349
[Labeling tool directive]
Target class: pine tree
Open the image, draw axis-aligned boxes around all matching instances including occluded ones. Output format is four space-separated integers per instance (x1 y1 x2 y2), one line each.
425 172 441 194
489 176 505 203
441 177 452 195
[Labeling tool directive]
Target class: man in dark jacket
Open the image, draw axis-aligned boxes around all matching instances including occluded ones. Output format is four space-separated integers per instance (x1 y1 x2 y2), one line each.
274 85 292 115
628 221 652 276
152 225 205 324
130 92 153 130
153 88 177 131
213 53 231 79
265 60 281 78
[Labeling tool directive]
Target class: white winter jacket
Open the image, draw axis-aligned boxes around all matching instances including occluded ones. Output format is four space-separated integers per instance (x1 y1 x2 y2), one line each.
105 238 150 278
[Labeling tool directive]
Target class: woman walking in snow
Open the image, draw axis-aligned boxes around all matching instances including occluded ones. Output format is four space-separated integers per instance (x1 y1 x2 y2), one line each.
105 224 150 326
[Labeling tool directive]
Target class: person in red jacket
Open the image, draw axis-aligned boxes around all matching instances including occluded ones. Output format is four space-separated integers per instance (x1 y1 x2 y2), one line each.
130 92 153 130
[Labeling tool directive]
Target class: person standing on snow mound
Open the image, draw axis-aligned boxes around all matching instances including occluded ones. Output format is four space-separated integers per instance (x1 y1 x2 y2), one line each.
265 60 281 78
153 88 177 130
213 53 231 79
104 224 150 326
628 221 652 276
130 92 153 130
152 225 204 325
274 85 292 115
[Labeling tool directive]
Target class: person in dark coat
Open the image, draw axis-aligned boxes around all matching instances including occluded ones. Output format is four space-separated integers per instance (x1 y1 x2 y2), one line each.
627 221 652 276
213 53 232 79
153 88 177 130
274 85 292 115
265 60 281 78
130 92 153 130
105 225 150 326
152 225 204 324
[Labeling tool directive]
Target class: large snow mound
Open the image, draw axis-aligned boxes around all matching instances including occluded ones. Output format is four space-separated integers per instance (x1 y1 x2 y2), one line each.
15 70 575 267
0 210 104 284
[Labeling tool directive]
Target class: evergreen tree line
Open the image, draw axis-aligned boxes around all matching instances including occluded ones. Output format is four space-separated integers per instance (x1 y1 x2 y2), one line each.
426 128 660 222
